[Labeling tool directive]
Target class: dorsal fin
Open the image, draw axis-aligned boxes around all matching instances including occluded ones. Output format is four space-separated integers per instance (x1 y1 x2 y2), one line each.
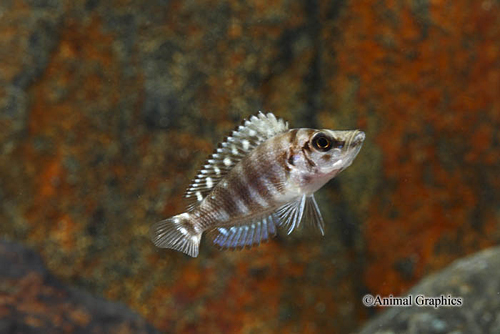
184 112 288 207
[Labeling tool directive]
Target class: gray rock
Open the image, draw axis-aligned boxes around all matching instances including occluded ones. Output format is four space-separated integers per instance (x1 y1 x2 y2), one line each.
359 247 500 334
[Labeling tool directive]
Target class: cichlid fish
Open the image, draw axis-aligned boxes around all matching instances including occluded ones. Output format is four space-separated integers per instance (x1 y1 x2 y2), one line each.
150 112 365 257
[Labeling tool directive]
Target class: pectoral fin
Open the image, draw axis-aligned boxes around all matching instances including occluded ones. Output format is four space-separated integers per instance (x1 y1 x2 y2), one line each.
303 195 325 235
276 195 325 235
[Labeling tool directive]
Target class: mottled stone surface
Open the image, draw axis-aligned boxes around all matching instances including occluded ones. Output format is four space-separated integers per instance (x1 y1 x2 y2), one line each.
359 246 500 334
0 239 158 334
0 0 499 333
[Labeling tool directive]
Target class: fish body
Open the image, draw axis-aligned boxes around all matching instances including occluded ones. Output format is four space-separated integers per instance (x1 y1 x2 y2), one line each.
150 112 365 257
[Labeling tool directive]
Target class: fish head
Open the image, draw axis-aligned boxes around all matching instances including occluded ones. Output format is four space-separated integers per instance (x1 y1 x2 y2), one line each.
289 129 365 194
311 129 365 172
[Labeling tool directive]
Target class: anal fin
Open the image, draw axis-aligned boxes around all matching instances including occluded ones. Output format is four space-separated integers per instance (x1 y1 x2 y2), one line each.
212 215 278 250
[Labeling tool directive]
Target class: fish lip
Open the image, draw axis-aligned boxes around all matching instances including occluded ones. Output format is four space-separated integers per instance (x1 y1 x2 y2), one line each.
351 131 365 146
343 131 364 166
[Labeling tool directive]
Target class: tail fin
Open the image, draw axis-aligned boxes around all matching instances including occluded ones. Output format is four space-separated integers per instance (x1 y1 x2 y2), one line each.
150 213 202 257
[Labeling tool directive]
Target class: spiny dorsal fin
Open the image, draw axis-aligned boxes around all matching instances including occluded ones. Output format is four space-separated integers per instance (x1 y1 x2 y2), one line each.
184 112 288 207
211 214 278 250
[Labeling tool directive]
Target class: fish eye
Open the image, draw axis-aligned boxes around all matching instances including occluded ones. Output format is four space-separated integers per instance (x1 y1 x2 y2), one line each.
312 133 332 151
312 133 346 152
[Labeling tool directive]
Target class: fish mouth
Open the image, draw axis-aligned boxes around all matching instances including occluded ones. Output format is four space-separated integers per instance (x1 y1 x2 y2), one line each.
344 130 365 165
350 130 365 147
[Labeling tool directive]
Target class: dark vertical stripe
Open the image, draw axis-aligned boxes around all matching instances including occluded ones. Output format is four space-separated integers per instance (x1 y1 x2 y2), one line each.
242 160 273 203
258 148 286 195
228 171 255 210
213 185 238 221
303 150 317 169
287 129 298 146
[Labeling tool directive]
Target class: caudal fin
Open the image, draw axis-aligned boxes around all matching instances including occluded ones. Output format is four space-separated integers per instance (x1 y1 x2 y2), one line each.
150 213 202 257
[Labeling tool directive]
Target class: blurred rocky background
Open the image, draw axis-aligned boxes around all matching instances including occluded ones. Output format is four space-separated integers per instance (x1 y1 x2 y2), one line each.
0 0 498 333
0 239 158 333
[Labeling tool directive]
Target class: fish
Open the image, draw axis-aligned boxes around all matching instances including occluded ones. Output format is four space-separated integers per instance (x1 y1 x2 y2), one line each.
150 112 365 257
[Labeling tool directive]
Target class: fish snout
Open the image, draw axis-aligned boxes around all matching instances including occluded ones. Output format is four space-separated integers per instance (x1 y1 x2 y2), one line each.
351 131 365 146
